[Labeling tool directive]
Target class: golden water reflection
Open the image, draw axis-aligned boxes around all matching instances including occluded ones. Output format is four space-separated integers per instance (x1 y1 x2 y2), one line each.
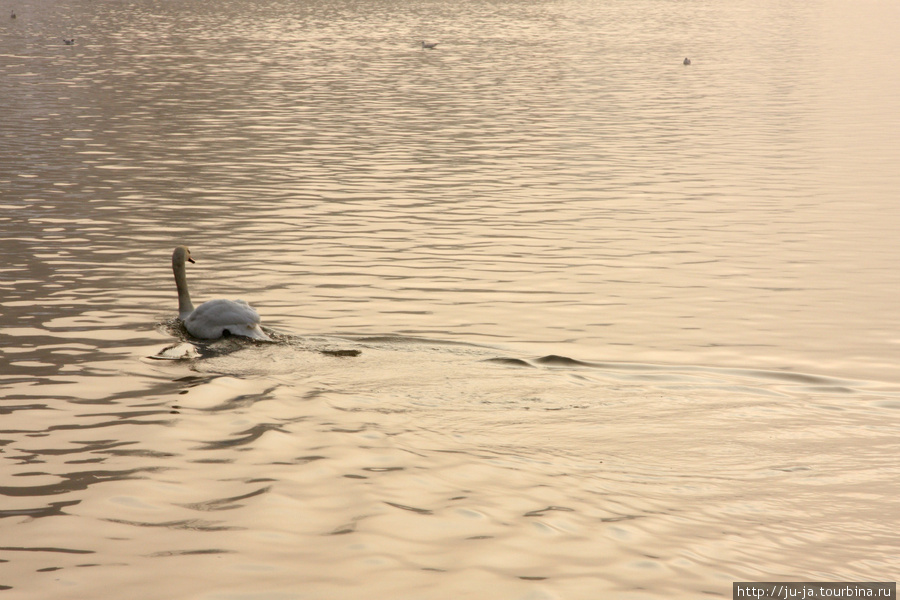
2 0 900 597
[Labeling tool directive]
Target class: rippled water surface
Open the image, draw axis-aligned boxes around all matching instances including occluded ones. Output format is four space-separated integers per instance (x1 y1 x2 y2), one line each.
2 0 900 598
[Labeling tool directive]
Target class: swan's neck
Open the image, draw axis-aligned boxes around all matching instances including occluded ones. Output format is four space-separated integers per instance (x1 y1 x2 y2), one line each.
173 255 195 320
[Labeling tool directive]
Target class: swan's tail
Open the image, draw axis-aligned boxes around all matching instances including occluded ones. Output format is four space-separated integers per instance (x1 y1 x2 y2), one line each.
229 323 273 342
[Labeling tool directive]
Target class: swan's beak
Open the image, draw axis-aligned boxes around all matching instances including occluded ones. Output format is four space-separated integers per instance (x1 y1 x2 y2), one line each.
187 257 195 264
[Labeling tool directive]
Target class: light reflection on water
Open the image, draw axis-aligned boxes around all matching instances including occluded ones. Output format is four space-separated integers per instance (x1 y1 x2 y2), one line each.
2 0 900 597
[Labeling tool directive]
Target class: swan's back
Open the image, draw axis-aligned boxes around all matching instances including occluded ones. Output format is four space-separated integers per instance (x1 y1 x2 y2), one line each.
184 298 271 341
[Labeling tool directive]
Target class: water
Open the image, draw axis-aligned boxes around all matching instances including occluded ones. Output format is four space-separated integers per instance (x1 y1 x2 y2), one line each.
2 0 899 597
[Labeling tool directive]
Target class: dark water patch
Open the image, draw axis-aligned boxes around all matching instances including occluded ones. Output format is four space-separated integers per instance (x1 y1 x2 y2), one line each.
320 348 362 357
600 515 640 523
533 355 594 367
292 455 327 465
482 357 534 368
384 501 433 515
0 416 176 437
0 500 80 519
332 404 411 415
327 523 356 535
99 448 177 458
174 375 215 386
17 439 138 457
0 467 165 497
302 389 327 401
105 518 238 532
147 549 233 557
0 546 94 554
0 403 52 415
184 384 282 413
772 465 812 473
330 426 367 433
90 409 177 420
196 423 289 450
523 505 575 517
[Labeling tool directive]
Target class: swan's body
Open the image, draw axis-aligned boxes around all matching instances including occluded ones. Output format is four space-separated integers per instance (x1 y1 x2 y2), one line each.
172 246 272 341
421 41 438 49
64 38 75 45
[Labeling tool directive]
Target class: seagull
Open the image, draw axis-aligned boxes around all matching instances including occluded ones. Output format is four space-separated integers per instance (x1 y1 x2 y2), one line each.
421 41 438 50
63 38 75 45
683 57 691 65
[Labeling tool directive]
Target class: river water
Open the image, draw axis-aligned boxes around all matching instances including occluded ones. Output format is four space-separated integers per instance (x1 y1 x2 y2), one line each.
1 0 899 598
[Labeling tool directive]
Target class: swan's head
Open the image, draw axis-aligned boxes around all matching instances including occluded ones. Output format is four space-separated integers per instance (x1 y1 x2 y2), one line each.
173 245 195 266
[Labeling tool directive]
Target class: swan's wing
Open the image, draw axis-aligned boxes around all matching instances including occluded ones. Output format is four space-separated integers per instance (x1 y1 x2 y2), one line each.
191 298 261 323
184 298 272 341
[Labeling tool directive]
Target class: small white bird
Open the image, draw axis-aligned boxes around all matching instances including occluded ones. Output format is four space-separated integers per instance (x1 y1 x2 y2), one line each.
421 41 438 50
683 57 691 65
63 38 75 45
171 246 272 341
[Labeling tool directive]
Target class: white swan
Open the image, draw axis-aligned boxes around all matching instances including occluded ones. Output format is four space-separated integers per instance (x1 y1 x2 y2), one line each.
421 41 438 49
172 246 272 341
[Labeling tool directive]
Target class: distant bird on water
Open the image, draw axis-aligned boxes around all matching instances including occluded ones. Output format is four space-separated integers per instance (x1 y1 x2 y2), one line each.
10 9 16 18
421 41 438 50
683 57 691 65
63 38 75 45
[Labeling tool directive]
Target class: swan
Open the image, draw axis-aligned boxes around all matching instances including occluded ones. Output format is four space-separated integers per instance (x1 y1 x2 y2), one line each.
421 41 438 50
683 57 691 65
171 246 272 341
63 38 75 45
